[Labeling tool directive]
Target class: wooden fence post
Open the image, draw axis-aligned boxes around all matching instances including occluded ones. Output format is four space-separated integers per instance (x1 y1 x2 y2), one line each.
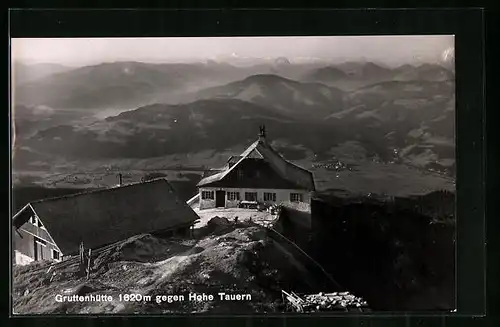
79 242 84 265
86 248 92 280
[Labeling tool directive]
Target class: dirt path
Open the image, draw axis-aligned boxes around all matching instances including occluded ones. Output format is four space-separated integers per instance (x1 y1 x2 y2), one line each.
153 245 201 280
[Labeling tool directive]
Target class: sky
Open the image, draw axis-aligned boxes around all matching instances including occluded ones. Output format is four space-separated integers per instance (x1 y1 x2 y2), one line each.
11 35 454 67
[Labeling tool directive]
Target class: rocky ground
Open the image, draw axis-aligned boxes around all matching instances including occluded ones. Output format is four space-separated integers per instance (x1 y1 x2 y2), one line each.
13 220 347 315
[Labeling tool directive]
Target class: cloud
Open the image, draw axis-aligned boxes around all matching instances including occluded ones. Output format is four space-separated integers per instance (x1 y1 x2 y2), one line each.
32 105 55 115
441 47 455 63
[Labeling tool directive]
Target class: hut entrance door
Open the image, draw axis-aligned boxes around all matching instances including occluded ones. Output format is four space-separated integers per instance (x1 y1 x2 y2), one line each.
215 191 226 208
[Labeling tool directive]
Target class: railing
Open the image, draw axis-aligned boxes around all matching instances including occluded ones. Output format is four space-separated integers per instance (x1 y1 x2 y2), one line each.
23 235 144 277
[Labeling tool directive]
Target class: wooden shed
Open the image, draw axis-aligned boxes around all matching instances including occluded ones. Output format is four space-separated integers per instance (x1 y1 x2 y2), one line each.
12 178 199 265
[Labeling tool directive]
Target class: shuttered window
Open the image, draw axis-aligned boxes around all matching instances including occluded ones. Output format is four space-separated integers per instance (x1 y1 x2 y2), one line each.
34 236 46 246
201 191 214 200
52 249 61 260
227 192 240 201
290 193 303 202
264 192 276 202
244 192 257 201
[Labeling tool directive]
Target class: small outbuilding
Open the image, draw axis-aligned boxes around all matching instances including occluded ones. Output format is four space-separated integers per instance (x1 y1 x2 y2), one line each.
12 178 199 265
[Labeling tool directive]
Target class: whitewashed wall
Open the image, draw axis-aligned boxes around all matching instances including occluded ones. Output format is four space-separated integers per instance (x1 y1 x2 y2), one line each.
14 250 34 265
198 187 311 210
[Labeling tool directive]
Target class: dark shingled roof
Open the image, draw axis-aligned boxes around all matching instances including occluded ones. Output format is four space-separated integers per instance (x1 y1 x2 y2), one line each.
15 178 199 255
197 139 315 191
227 155 242 166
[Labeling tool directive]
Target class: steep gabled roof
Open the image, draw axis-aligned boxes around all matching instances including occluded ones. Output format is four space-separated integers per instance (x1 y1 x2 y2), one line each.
227 155 242 167
197 139 315 191
12 178 199 255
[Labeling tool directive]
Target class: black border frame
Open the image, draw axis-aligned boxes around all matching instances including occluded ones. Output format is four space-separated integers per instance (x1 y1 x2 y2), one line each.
6 8 486 326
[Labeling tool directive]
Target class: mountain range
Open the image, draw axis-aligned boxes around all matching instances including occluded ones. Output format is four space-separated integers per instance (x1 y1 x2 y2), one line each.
11 62 72 86
12 60 455 176
13 61 454 108
304 62 454 90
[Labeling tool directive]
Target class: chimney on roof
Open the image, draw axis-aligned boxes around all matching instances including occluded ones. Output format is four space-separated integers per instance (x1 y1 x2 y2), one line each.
117 173 123 186
258 125 266 143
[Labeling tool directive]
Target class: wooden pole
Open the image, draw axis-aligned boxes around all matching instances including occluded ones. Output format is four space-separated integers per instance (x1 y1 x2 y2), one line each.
86 248 92 280
79 242 84 265
50 272 56 283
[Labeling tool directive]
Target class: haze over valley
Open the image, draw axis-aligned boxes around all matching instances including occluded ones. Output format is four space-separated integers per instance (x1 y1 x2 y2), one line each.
11 36 456 197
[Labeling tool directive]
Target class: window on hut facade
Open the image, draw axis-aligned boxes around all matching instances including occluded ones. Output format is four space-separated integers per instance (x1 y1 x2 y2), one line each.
244 192 257 202
290 193 303 202
264 192 277 202
36 217 45 229
34 236 46 246
227 192 240 201
52 249 61 261
201 191 214 200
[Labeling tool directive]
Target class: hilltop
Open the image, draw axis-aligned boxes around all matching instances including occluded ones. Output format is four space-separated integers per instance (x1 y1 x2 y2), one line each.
12 222 333 314
194 74 345 120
